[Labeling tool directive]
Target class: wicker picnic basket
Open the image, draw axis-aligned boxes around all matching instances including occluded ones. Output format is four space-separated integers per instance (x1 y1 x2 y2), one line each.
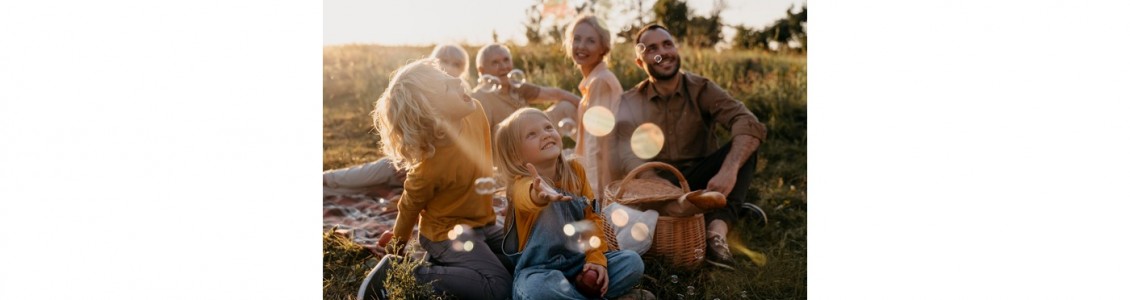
602 162 706 268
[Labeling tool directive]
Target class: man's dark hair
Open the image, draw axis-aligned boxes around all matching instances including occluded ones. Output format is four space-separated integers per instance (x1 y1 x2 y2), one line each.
633 23 670 45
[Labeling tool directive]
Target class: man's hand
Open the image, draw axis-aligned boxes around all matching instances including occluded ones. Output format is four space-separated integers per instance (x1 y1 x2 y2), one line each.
706 170 738 197
709 135 761 197
580 263 609 297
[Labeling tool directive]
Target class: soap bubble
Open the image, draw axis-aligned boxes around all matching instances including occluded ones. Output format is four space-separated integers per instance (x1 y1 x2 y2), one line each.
654 55 662 63
634 43 646 55
669 275 679 284
507 69 527 89
630 222 649 241
563 220 595 237
478 74 501 93
448 224 469 240
558 118 577 138
582 106 615 137
693 248 705 261
588 236 601 248
630 123 665 159
474 177 497 195
610 208 629 227
463 240 474 252
687 286 696 296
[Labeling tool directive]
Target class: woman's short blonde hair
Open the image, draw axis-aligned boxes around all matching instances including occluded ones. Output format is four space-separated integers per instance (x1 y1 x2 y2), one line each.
430 44 470 82
372 59 451 170
564 14 613 65
494 108 584 196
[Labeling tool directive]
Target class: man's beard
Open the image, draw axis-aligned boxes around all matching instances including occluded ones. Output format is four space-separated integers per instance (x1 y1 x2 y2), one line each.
644 56 680 81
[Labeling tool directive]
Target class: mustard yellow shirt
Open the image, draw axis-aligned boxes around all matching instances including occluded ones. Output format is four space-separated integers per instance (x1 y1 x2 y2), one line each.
509 159 609 267
393 101 497 242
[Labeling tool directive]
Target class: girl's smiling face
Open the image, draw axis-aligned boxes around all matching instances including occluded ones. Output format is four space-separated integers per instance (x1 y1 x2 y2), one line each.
516 114 562 166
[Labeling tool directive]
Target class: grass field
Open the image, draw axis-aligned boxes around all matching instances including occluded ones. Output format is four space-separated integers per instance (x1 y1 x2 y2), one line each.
323 43 807 299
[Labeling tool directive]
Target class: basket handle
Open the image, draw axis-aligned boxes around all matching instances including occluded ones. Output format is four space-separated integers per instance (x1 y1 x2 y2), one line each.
614 161 691 200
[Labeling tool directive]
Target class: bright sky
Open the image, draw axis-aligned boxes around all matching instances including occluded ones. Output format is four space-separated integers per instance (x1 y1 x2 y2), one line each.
324 0 806 46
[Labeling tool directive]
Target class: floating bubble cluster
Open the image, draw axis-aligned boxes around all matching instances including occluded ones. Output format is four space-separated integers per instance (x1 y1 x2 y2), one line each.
474 177 496 195
558 118 577 138
630 222 650 242
478 74 501 93
563 220 596 237
447 224 476 252
582 106 615 137
630 123 665 159
507 69 527 89
474 167 507 196
610 208 629 227
563 219 600 253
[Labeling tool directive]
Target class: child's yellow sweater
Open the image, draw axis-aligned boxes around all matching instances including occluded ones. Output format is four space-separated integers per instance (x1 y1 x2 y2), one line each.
509 159 609 267
392 101 497 242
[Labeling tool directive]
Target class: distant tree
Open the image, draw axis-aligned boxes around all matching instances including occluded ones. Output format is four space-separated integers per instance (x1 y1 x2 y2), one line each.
791 5 807 51
547 23 566 44
524 3 545 45
616 0 650 44
685 0 725 48
653 0 689 40
732 4 806 52
733 25 769 50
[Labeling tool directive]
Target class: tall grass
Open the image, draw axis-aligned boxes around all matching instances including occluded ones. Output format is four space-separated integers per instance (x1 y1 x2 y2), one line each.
324 43 806 299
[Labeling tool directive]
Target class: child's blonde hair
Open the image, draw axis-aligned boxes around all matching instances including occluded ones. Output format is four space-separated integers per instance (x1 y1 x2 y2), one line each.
372 59 452 170
430 44 470 82
494 108 584 196
564 14 613 65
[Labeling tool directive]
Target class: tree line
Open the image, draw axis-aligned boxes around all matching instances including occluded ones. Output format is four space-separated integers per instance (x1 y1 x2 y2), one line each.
522 0 806 52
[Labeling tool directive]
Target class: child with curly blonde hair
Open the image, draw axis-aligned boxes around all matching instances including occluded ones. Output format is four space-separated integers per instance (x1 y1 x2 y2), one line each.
371 59 511 299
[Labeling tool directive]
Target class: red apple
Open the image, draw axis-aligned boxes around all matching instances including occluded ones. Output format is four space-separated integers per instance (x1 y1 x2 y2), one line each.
575 269 601 298
377 231 394 248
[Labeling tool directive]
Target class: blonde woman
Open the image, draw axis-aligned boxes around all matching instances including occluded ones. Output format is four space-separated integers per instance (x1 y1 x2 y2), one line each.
565 14 623 198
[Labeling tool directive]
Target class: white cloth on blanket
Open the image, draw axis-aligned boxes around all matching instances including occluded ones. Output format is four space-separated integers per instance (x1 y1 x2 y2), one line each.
602 202 658 255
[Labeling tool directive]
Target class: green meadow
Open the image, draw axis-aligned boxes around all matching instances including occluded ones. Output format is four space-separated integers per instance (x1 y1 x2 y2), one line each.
323 43 807 299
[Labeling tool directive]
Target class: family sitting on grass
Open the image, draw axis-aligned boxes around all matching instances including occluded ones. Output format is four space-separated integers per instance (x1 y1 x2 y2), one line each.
324 16 768 300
